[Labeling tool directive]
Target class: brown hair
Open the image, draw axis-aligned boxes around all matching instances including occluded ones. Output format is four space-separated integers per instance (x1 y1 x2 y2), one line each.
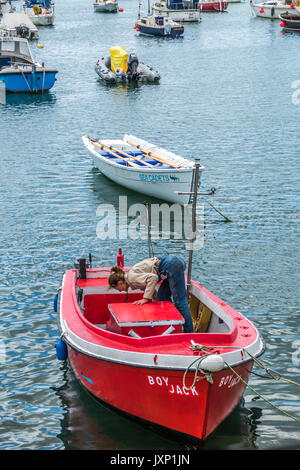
108 266 126 288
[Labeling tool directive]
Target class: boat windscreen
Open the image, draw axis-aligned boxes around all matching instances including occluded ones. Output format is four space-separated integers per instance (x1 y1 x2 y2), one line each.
1 41 16 53
19 41 32 59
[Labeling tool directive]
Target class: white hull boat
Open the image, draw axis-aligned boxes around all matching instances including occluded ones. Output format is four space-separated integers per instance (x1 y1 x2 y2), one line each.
0 13 39 40
93 0 118 12
250 0 295 18
23 0 54 26
82 134 204 205
151 0 201 22
0 0 15 15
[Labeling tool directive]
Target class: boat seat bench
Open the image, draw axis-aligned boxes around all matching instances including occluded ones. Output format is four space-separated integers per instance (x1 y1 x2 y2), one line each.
83 293 144 325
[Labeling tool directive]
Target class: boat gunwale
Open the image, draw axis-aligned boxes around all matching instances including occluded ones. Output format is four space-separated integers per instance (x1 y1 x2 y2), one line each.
82 135 201 172
58 269 265 370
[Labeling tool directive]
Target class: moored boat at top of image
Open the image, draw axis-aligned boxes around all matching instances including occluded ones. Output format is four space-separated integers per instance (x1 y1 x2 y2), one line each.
23 0 55 26
250 0 298 18
0 0 15 15
55 252 264 442
82 134 202 205
198 0 228 11
151 0 201 22
93 0 118 13
135 0 184 37
135 14 184 37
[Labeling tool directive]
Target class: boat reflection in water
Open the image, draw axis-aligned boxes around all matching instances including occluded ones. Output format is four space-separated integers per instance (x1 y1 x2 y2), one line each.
54 364 260 449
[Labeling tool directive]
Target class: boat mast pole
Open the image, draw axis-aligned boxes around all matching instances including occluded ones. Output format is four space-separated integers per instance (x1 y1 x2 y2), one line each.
144 201 152 258
186 158 200 299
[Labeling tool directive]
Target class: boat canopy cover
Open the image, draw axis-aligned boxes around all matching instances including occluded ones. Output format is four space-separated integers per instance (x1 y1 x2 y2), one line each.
167 0 198 8
109 46 128 74
25 0 52 8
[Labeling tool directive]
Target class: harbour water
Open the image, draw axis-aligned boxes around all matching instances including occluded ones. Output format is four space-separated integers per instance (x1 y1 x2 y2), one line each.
0 0 299 451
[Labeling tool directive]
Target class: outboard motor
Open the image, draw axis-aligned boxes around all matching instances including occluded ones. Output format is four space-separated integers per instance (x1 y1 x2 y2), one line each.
16 25 30 39
127 53 139 82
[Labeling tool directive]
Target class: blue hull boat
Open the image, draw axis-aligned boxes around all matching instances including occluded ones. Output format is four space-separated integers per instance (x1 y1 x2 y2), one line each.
0 35 57 93
136 16 184 38
0 67 57 93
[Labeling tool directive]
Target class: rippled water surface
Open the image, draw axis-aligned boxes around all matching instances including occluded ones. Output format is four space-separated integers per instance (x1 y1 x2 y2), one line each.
0 0 299 451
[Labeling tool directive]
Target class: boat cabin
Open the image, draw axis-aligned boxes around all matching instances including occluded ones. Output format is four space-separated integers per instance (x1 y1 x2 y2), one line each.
0 37 34 68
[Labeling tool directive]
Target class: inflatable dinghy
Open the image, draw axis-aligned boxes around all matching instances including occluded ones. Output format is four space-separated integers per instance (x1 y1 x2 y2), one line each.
95 46 160 83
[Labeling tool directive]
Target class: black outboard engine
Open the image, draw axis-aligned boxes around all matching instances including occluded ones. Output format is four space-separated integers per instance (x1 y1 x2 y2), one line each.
16 25 30 39
127 53 139 82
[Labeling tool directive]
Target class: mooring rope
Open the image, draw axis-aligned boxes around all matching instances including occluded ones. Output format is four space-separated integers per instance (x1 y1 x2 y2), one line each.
183 344 300 423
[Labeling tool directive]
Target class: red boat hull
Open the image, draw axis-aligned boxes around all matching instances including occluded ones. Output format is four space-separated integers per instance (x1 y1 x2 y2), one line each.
57 266 263 441
198 2 228 11
67 345 253 440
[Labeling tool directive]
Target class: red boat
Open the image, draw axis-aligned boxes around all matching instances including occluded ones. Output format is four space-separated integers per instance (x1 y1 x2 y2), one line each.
198 1 228 11
56 256 264 441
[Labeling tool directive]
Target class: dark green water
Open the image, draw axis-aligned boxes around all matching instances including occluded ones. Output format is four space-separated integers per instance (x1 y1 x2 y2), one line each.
0 0 299 450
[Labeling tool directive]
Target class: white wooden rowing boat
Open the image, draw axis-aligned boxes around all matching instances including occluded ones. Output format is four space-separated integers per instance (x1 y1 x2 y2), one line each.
82 134 204 205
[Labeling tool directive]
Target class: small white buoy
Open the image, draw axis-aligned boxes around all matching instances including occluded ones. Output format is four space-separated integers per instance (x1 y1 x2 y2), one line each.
37 43 44 49
200 355 225 372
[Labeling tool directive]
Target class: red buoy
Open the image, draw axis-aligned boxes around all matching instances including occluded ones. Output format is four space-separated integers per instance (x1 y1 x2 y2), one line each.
259 8 264 13
119 7 124 11
280 21 286 27
291 3 295 7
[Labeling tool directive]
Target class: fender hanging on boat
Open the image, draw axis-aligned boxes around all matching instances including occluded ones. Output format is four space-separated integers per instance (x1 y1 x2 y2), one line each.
56 337 68 360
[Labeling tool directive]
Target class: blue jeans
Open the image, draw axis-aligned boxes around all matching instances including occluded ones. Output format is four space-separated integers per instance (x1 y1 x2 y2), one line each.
157 255 194 333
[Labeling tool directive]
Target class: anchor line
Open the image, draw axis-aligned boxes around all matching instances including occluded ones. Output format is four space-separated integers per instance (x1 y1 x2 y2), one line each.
183 344 300 423
20 67 32 93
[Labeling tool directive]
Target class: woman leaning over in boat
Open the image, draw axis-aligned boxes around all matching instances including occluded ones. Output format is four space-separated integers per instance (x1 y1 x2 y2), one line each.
108 255 194 333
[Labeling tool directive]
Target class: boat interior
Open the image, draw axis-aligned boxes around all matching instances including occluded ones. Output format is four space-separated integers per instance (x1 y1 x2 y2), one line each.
91 139 181 169
74 269 233 340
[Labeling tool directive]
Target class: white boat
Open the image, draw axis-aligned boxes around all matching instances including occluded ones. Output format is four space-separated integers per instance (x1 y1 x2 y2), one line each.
82 134 204 205
151 0 201 22
93 0 118 12
23 0 54 26
0 0 15 15
250 0 296 18
0 13 39 40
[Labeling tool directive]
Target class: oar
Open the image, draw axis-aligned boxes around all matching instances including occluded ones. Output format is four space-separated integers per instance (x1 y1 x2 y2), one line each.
126 139 180 169
91 141 139 168
98 141 153 168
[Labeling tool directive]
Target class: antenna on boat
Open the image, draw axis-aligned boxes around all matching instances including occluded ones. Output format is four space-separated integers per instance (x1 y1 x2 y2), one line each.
78 258 87 279
147 0 150 15
186 158 200 300
144 201 152 258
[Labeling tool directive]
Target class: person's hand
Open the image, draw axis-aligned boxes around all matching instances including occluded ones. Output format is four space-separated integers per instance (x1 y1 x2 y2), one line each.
133 298 150 306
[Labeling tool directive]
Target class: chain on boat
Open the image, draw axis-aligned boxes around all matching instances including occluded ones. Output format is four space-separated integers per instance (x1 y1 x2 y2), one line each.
183 343 300 424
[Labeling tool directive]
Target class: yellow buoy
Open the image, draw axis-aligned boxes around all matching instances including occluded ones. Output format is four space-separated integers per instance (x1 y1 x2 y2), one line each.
37 44 44 49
